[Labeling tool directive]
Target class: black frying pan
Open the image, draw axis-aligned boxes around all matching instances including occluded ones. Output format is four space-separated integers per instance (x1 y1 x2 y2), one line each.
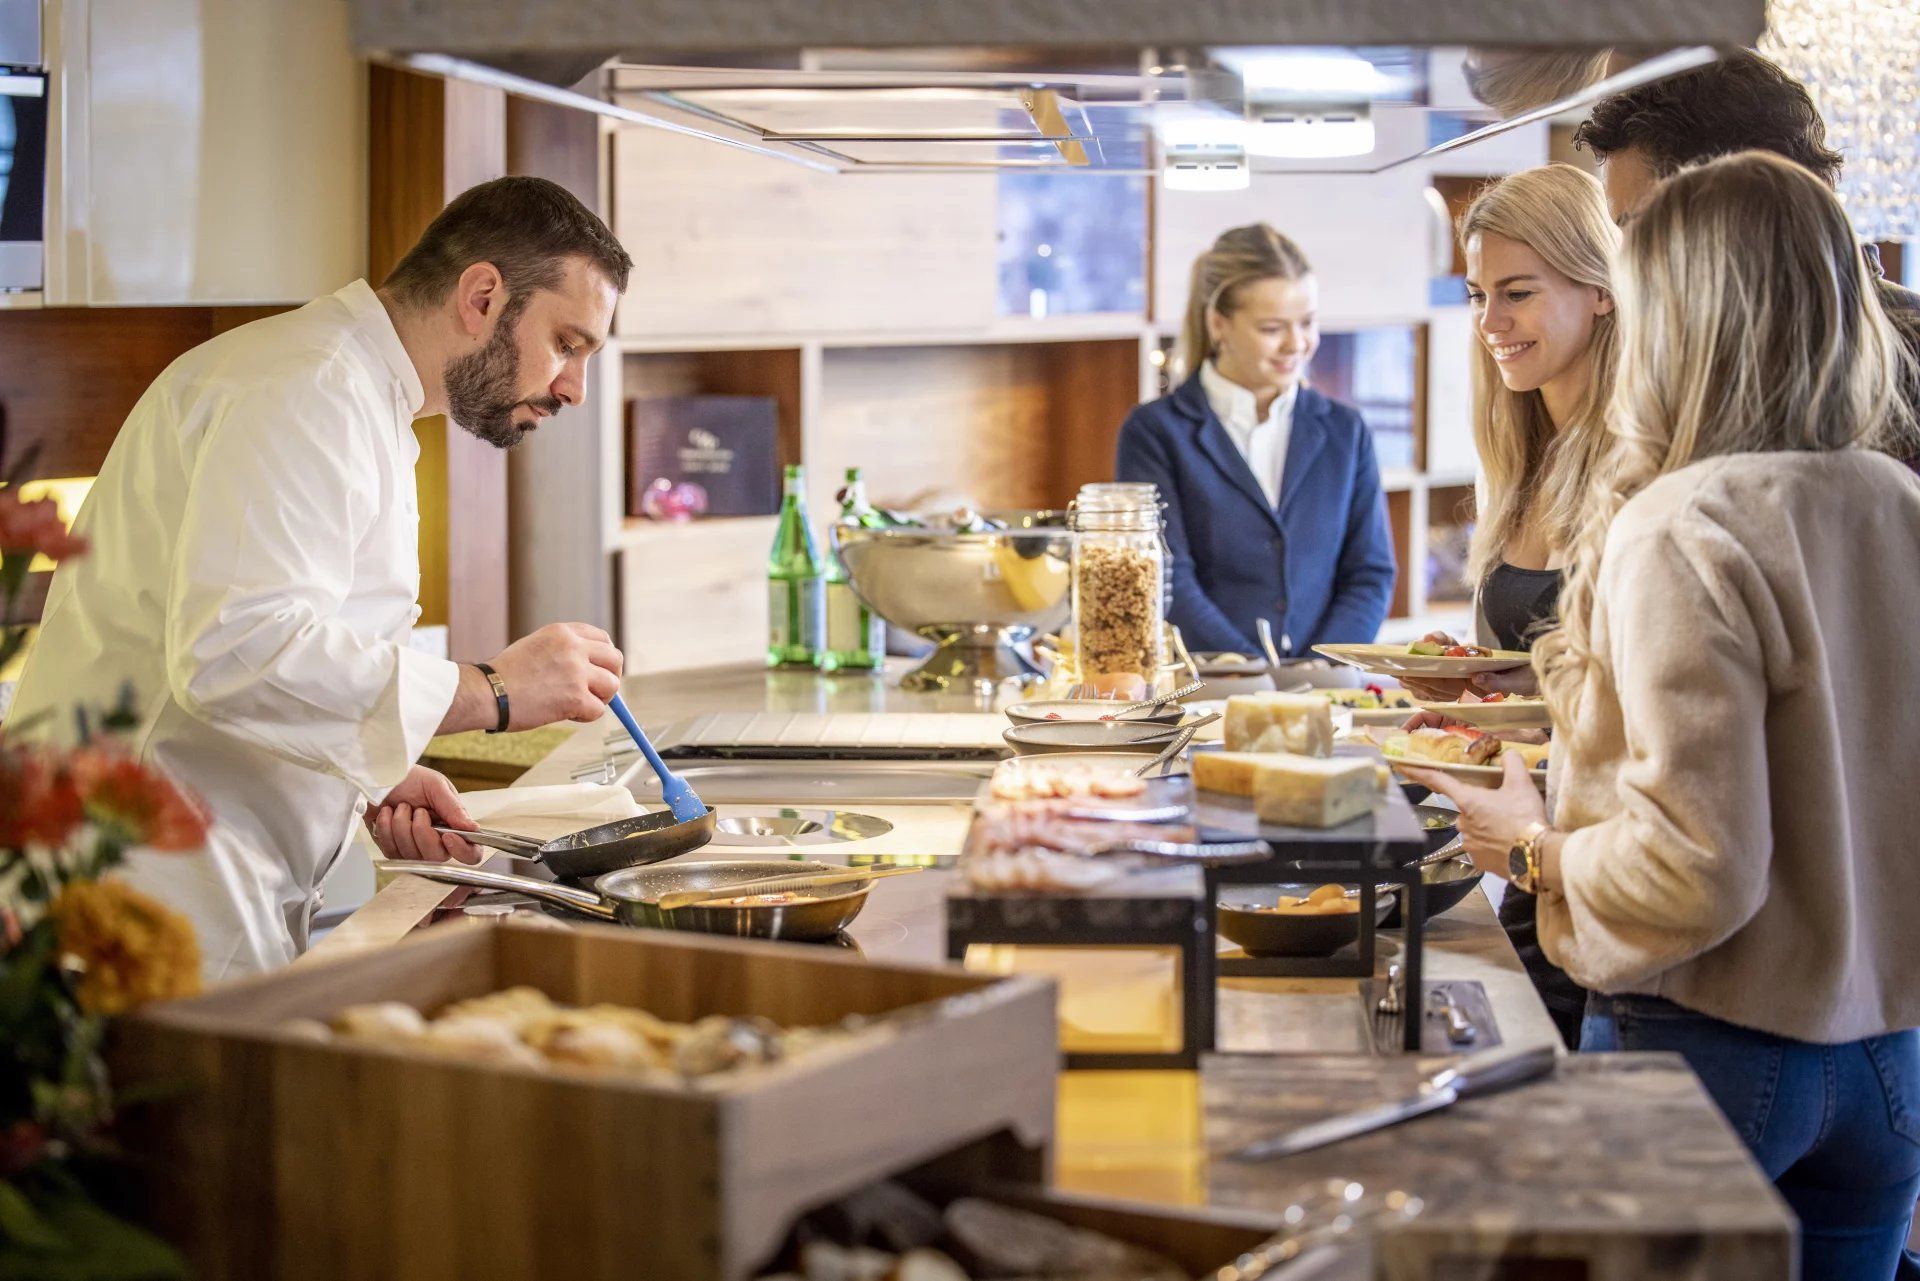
430 808 716 879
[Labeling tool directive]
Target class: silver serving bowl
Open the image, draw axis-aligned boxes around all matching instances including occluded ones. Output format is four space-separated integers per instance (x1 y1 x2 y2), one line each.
833 513 1073 695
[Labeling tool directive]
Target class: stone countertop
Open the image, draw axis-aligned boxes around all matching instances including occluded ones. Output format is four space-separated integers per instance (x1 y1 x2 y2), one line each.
1202 1052 1795 1278
304 663 1796 1270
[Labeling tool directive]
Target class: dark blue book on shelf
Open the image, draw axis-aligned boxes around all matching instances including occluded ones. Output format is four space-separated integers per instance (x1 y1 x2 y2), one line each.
627 395 780 518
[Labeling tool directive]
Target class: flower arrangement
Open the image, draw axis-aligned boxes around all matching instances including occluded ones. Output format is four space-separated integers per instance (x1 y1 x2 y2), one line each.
1 459 209 1279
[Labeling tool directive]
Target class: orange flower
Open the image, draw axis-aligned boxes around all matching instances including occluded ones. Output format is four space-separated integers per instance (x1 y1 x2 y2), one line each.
51 879 202 1015
0 489 87 562
0 745 83 849
69 746 209 852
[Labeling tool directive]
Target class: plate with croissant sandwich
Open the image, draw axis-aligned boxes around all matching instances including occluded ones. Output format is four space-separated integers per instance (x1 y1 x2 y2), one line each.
1366 725 1549 791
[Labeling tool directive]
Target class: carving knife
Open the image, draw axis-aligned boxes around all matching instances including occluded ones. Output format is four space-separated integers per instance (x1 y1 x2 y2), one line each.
1229 1041 1558 1162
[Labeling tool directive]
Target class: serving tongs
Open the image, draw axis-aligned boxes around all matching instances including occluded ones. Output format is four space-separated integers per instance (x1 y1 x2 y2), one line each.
1070 836 1273 865
1132 710 1222 777
1202 1180 1424 1280
1108 679 1205 719
1256 618 1319 695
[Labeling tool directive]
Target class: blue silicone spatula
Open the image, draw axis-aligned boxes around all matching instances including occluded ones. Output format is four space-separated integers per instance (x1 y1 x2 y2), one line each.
608 693 708 822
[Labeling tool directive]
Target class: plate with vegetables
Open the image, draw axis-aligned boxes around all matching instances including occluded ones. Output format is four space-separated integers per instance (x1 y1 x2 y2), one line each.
1314 640 1531 678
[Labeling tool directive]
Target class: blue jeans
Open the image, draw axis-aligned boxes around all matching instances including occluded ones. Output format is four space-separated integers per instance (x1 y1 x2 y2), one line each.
1583 995 1920 1281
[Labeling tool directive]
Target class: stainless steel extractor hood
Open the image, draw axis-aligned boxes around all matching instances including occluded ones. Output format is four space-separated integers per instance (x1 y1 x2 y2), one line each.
353 1 1766 175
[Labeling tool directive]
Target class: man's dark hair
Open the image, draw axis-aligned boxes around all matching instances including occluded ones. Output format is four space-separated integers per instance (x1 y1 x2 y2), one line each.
1573 49 1844 187
382 175 633 308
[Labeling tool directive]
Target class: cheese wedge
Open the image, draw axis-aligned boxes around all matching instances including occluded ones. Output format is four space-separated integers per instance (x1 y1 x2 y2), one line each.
1224 693 1334 757
1252 756 1377 829
1193 751 1297 798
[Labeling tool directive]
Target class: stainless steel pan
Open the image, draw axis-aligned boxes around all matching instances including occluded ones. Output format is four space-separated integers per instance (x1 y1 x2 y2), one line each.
430 808 716 880
381 858 870 942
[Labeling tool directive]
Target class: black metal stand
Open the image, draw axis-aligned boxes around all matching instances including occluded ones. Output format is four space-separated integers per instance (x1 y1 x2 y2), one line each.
945 752 1433 1061
944 868 1216 1070
1205 841 1436 1052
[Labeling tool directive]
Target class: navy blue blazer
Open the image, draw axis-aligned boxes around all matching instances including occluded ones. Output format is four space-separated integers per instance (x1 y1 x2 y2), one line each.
1115 374 1395 657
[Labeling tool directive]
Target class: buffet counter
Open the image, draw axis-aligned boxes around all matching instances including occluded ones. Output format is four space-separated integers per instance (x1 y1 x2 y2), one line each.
234 661 1798 1276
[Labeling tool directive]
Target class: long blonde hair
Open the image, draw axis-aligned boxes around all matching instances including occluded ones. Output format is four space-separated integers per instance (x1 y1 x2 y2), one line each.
1177 224 1312 378
1536 150 1920 718
1459 165 1621 585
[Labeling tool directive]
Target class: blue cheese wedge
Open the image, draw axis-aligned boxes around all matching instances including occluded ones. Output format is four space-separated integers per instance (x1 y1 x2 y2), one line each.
1224 693 1335 757
1251 755 1377 829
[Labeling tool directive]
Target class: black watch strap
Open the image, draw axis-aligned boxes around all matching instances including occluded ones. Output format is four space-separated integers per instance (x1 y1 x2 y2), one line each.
475 662 510 734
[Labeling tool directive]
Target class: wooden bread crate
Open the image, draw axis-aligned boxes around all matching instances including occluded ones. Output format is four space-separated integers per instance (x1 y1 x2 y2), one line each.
756 1175 1369 1280
108 921 1058 1281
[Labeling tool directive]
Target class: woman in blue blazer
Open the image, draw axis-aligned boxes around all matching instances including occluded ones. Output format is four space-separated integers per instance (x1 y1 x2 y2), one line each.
1117 224 1395 656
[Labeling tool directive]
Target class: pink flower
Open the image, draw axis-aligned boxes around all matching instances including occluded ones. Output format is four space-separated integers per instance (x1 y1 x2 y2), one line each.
0 490 88 563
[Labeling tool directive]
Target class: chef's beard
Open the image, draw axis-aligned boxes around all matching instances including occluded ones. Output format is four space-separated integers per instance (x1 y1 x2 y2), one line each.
444 300 563 449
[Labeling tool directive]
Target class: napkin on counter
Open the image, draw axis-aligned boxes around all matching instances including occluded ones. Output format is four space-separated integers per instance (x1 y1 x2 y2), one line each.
455 783 642 843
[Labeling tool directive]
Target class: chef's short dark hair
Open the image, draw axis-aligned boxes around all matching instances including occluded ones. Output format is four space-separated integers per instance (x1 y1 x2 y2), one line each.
1573 49 1844 188
382 175 633 308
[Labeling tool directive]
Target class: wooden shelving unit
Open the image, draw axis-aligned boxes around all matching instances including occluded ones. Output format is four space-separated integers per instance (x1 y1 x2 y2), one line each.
533 113 1555 672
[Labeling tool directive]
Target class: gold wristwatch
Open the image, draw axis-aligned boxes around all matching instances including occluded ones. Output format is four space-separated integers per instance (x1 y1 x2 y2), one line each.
1507 821 1551 893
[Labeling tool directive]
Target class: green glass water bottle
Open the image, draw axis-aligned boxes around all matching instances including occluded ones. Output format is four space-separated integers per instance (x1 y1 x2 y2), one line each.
821 467 887 672
767 464 824 668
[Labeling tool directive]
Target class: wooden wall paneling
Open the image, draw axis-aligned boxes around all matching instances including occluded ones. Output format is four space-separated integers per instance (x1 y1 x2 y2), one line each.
813 344 1057 516
1044 338 1144 509
1411 322 1431 472
0 308 218 479
1386 488 1413 620
505 96 613 637
609 128 998 340
693 350 806 472
1878 241 1906 285
369 66 509 661
617 517 779 674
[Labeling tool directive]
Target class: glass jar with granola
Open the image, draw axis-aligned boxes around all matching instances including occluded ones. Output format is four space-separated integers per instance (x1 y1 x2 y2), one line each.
1068 482 1165 689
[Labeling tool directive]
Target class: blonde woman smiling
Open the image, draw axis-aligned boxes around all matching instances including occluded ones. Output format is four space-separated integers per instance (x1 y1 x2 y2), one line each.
1405 164 1619 698
1408 152 1920 1281
1408 164 1621 1047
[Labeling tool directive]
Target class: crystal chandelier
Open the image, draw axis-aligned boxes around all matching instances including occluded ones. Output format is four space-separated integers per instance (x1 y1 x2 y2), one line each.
1761 0 1920 241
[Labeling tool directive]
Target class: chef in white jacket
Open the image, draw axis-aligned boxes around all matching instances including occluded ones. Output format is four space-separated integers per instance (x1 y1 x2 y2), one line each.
6 177 635 981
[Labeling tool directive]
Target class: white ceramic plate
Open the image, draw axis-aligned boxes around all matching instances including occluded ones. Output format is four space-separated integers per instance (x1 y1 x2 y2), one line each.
1380 753 1547 793
1411 697 1553 730
1004 698 1186 727
1001 720 1186 755
1190 651 1270 677
995 751 1168 774
1315 642 1531 678
1345 707 1415 729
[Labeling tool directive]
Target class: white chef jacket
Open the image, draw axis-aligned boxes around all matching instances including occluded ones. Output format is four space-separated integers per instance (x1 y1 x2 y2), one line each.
1200 359 1297 510
6 280 462 981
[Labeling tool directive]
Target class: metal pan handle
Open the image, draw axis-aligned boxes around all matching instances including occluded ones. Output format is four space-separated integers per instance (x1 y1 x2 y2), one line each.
429 825 544 856
373 859 618 920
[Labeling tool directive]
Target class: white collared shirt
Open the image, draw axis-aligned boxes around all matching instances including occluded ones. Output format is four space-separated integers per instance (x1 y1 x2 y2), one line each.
7 280 462 982
1200 359 1297 510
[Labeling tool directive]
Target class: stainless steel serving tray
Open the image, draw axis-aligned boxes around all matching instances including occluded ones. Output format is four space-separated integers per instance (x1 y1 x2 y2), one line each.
574 755 994 805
